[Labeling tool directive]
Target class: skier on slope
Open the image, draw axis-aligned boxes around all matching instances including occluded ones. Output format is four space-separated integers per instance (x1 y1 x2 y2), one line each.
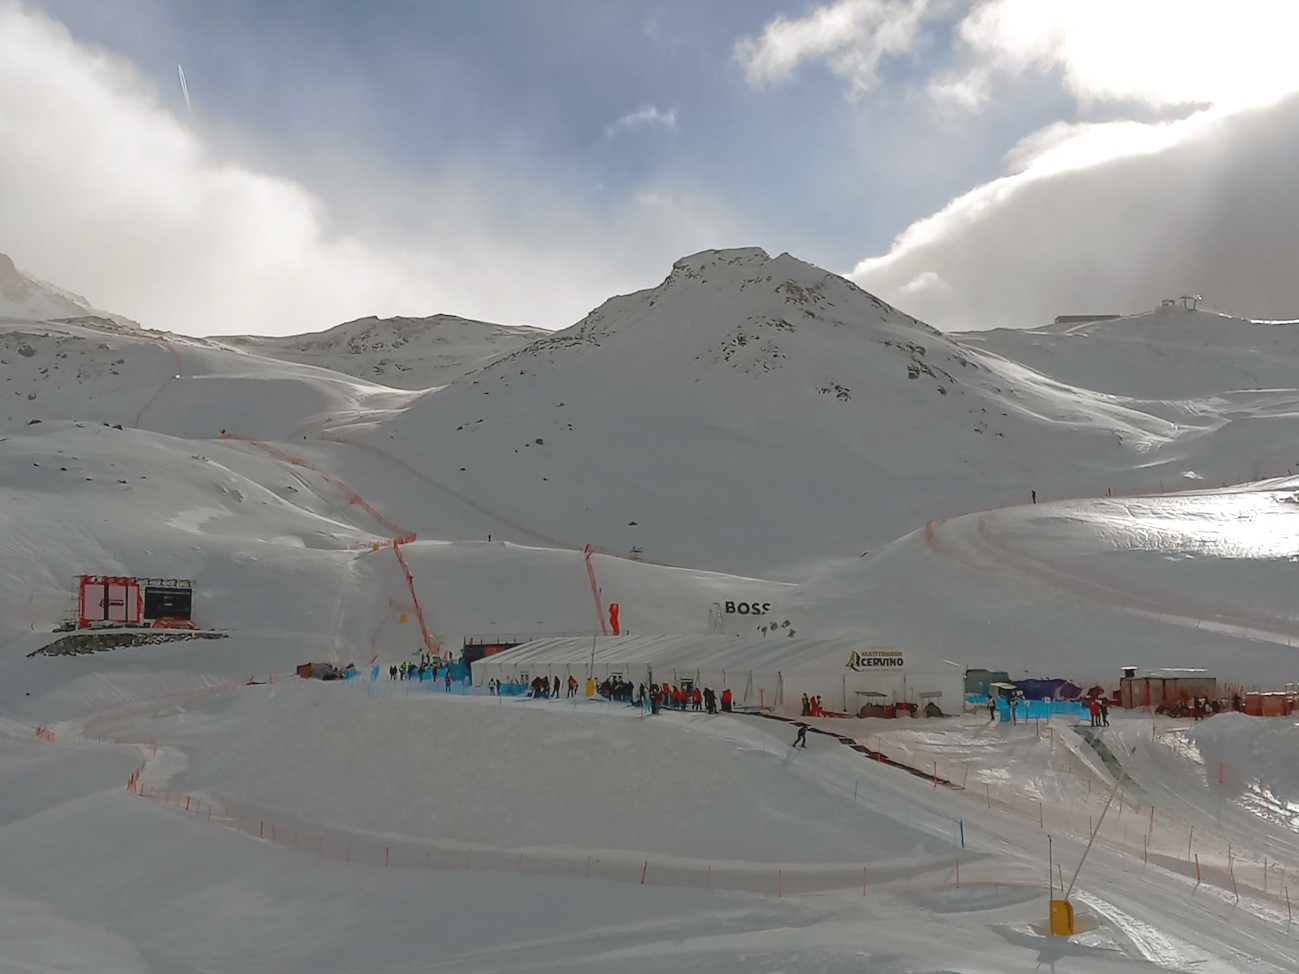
792 723 808 748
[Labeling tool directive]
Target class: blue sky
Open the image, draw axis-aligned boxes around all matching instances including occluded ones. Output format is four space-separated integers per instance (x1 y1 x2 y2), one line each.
4 1 1299 334
34 0 1030 264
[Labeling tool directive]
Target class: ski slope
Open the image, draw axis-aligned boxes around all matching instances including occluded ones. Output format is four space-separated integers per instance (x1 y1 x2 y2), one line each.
964 307 1299 399
788 479 1299 683
3 248 1299 970
6 676 1299 972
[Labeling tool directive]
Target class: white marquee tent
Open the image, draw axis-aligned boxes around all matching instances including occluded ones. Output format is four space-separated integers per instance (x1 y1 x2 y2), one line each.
470 634 966 717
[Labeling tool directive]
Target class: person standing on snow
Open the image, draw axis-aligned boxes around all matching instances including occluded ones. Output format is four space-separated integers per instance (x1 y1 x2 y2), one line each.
793 724 808 748
721 687 732 713
444 671 452 693
1100 699 1110 727
987 696 997 722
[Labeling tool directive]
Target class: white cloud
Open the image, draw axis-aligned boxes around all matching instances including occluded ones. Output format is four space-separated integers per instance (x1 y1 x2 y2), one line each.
734 0 935 92
602 105 679 140
0 5 735 336
937 0 1299 111
843 1 1299 331
851 96 1299 329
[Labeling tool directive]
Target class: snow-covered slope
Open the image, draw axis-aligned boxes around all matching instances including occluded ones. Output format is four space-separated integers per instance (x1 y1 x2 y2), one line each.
0 251 137 326
0 318 420 440
5 247 1299 675
219 314 546 390
0 422 788 666
786 479 1299 683
337 248 1292 577
962 306 1299 399
7 251 1299 974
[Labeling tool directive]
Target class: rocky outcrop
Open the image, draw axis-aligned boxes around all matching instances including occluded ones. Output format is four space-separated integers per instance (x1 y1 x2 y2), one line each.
28 629 228 657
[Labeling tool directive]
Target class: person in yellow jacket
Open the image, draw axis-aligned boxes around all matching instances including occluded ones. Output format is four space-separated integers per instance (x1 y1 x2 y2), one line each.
585 677 595 697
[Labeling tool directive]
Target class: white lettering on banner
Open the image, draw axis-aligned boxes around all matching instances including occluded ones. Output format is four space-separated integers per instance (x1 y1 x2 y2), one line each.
846 650 905 671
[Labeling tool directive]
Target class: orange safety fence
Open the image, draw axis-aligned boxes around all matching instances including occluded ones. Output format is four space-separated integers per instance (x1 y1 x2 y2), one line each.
112 721 1299 928
392 539 439 655
133 336 186 427
317 435 677 569
867 715 1299 918
218 432 411 539
124 774 989 898
216 432 439 654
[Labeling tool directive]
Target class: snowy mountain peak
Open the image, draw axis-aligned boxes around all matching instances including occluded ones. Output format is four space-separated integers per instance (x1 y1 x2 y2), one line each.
535 246 938 355
0 251 137 327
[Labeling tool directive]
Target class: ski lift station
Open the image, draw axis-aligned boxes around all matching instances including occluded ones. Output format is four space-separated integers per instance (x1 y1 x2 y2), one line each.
470 634 966 717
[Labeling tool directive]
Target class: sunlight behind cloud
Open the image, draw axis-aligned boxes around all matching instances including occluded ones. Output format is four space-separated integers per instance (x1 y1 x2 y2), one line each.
0 4 736 336
943 0 1299 110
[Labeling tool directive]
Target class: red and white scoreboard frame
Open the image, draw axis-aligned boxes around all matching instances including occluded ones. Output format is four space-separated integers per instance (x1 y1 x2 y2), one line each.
76 576 194 629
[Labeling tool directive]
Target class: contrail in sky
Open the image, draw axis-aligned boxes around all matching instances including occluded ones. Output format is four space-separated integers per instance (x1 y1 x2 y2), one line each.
178 64 192 115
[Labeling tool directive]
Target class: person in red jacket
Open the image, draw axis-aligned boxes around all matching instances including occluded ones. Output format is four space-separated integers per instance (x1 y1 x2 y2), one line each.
720 687 733 713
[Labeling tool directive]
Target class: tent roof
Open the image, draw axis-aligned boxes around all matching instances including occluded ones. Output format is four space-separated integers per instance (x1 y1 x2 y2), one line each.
473 634 953 675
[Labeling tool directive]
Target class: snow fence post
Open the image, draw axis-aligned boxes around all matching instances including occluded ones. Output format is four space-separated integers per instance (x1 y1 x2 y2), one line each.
641 861 647 885
960 820 965 849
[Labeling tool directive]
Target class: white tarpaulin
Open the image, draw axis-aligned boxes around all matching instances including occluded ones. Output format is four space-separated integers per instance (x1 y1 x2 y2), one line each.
471 634 965 716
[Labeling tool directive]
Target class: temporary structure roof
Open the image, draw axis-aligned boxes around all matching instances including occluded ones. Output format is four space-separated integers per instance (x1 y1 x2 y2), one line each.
471 634 968 715
475 634 951 675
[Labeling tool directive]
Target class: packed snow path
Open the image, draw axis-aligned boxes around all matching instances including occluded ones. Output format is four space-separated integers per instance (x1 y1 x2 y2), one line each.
926 497 1299 648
